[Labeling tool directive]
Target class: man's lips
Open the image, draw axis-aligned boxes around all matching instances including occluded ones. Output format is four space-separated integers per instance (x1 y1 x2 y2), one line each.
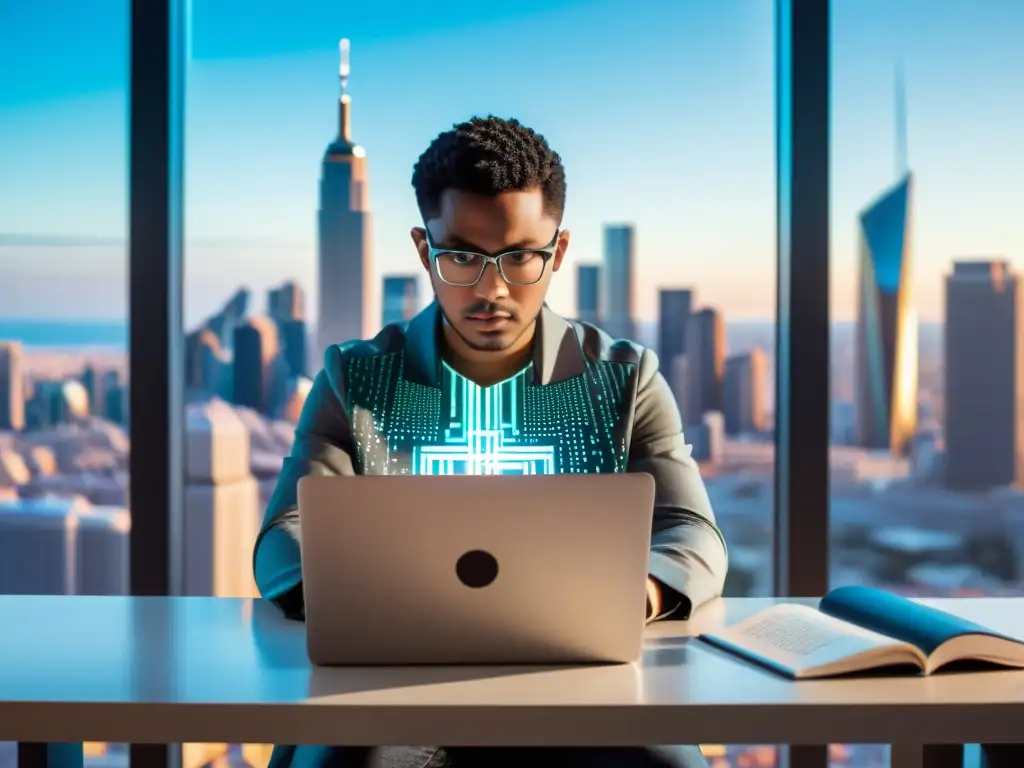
466 313 512 329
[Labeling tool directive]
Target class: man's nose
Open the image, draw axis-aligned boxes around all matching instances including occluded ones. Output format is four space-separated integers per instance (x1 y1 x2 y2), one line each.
473 262 510 301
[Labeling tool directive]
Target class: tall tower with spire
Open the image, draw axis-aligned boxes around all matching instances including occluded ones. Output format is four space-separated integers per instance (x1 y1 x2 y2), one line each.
854 66 917 456
316 38 374 369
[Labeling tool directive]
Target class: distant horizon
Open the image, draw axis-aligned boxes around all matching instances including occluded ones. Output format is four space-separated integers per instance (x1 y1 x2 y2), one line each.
0 228 1000 325
0 316 948 327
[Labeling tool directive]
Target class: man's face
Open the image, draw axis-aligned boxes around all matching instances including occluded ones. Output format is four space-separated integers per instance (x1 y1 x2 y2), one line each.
411 188 568 354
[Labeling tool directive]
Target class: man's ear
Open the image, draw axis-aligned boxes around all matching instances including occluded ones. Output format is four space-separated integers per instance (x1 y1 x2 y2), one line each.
410 227 430 271
552 229 570 272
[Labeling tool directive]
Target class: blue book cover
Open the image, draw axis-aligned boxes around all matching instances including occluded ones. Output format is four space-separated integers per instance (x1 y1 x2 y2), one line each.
819 586 1012 656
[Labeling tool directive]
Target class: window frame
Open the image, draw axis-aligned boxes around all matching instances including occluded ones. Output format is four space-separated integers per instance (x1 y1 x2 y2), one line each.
773 0 830 617
19 1 834 766
773 0 831 766
125 0 186 766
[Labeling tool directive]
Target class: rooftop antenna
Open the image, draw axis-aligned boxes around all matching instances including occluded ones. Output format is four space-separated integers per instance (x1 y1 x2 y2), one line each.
338 38 351 141
339 38 350 97
895 64 909 178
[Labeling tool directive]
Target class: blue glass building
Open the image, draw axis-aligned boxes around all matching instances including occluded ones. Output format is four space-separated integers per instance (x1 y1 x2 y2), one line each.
602 224 635 341
382 275 419 328
854 173 918 455
576 264 600 325
658 288 693 371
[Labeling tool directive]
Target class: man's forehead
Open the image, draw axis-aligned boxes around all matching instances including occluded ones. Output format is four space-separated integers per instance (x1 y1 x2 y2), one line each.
430 189 556 249
440 188 546 219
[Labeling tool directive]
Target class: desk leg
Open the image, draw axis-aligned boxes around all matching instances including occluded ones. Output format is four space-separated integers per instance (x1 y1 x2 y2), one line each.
921 744 965 768
16 743 83 768
783 744 828 768
130 743 180 767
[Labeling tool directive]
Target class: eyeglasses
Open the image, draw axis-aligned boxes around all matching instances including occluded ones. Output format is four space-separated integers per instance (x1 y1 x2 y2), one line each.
424 229 559 287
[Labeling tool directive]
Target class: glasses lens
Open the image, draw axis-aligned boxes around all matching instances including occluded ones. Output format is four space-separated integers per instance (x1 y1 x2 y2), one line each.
436 252 484 285
499 252 547 285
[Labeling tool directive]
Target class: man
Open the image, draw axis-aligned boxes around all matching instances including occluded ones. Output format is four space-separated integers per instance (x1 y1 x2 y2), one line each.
256 115 728 768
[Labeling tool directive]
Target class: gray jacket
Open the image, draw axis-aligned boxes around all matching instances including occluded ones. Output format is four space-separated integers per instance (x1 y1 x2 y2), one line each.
254 301 728 620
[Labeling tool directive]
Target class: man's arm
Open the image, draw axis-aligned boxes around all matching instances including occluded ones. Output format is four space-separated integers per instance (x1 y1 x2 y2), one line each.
628 348 729 621
253 345 356 620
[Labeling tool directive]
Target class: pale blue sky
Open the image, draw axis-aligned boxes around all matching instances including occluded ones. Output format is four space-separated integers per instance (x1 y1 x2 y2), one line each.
0 0 1022 326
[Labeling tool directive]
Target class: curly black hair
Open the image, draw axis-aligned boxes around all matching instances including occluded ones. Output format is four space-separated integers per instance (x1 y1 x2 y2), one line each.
411 115 567 222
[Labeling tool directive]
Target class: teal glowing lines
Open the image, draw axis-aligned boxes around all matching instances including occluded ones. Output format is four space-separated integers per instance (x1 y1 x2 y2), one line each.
344 349 632 477
414 364 557 475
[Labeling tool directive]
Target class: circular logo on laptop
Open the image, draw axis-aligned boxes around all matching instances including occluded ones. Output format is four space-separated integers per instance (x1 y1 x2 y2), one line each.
456 549 499 588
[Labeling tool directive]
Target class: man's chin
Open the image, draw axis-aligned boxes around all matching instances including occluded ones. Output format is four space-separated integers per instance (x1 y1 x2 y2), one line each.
463 331 516 352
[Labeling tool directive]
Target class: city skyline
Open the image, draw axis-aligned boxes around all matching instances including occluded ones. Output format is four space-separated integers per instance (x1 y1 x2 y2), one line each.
2 0 1024 325
3 4 1024 767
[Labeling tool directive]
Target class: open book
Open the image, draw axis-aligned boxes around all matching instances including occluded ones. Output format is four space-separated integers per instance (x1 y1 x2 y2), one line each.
700 585 1024 679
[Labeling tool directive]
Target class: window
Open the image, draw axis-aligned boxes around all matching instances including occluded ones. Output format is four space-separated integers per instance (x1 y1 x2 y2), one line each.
183 0 776 764
0 1 131 765
829 0 1024 765
829 0 1024 612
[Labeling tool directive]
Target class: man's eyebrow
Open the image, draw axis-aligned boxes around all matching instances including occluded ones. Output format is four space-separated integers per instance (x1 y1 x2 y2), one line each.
438 235 485 251
440 235 545 252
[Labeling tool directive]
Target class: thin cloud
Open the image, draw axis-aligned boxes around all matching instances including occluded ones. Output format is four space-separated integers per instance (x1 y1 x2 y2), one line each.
0 234 312 248
0 234 124 247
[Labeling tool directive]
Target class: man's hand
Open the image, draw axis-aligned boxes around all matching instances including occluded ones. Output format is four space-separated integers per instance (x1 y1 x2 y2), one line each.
645 577 661 621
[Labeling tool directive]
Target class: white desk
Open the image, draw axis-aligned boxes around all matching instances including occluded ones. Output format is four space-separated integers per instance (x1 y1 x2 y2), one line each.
0 595 1021 750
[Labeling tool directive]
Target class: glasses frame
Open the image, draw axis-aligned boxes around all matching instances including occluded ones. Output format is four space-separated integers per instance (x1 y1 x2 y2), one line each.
424 228 560 286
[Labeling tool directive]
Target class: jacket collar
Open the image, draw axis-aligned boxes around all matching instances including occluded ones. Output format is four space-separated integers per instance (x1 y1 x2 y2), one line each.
403 300 587 387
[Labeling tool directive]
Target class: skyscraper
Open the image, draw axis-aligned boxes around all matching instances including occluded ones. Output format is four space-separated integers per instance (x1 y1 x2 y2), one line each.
685 308 725 422
80 365 105 417
576 264 600 325
854 174 917 455
278 320 308 379
382 275 420 328
268 281 305 322
25 380 83 428
76 505 130 596
0 341 25 430
0 495 130 596
602 224 635 340
101 370 126 424
669 355 697 427
723 349 768 436
183 399 260 598
945 260 1024 490
658 288 693 371
267 281 308 379
317 38 374 366
185 329 230 397
202 288 250 353
232 317 280 415
0 496 81 594
854 74 918 456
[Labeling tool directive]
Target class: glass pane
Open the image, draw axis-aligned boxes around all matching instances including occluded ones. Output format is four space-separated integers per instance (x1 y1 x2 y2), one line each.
185 0 774 765
0 2 130 766
830 1 1023 765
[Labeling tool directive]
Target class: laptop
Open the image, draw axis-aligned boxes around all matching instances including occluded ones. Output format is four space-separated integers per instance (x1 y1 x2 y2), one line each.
297 473 655 666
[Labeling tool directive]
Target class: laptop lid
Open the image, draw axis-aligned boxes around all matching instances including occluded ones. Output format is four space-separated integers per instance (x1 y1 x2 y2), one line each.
298 473 655 665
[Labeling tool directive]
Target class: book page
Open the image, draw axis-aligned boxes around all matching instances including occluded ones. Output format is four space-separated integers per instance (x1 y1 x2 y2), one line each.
738 605 859 656
704 603 907 676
